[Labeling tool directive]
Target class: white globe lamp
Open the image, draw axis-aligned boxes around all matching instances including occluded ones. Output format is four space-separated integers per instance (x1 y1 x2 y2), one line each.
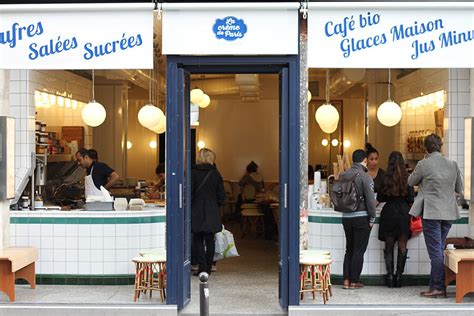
197 94 211 108
377 100 402 127
307 90 312 103
138 105 164 129
190 89 205 104
151 119 166 134
82 101 106 127
321 139 329 147
315 103 339 134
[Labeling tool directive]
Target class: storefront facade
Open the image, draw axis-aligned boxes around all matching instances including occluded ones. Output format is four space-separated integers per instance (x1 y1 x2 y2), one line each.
0 1 473 312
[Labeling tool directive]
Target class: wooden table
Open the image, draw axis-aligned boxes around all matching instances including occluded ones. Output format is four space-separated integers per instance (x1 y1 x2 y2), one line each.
445 249 474 303
0 247 38 302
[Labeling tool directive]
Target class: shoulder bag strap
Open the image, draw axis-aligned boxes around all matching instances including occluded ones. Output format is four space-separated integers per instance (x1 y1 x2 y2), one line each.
193 170 213 199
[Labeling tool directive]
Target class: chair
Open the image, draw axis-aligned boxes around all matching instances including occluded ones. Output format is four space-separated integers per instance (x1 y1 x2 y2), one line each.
299 252 332 304
270 203 279 234
133 253 167 302
223 181 236 219
270 184 280 197
241 207 264 238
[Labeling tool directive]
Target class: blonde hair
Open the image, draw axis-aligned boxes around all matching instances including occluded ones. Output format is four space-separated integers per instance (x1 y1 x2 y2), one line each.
197 148 216 165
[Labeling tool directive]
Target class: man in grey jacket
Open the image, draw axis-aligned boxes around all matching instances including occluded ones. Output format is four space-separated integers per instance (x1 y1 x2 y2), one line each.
408 134 463 298
341 149 377 289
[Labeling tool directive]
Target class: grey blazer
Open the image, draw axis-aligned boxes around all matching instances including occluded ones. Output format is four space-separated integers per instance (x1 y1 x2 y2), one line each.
408 152 463 220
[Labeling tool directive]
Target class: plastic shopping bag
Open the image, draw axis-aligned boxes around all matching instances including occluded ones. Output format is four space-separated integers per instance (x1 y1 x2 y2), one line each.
214 226 239 261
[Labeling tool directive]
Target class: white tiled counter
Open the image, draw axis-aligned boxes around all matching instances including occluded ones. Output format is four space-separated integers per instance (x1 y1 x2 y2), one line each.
308 207 470 282
10 208 166 285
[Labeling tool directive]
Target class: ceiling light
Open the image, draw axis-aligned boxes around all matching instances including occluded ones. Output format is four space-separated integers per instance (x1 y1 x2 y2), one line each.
191 88 205 104
82 69 106 127
138 104 165 129
315 69 339 133
197 94 211 108
377 69 402 127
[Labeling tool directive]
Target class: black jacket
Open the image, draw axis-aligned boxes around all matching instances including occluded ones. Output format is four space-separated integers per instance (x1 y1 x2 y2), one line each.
191 163 225 234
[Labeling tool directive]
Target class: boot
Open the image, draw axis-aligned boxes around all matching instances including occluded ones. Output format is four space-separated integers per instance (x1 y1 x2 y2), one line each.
395 249 408 288
383 249 395 288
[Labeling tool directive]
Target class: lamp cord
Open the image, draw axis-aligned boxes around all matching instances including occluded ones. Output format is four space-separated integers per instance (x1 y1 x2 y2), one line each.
325 69 330 103
92 69 95 101
388 68 391 100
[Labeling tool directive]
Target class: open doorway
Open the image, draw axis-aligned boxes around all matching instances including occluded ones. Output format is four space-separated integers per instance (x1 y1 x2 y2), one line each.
165 56 300 310
182 73 281 314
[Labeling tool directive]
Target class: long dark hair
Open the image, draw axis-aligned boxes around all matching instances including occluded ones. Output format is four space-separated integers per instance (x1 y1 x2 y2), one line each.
382 151 408 196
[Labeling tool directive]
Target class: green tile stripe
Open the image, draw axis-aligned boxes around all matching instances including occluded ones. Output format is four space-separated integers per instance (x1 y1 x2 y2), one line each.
16 274 135 286
309 215 468 225
10 216 166 225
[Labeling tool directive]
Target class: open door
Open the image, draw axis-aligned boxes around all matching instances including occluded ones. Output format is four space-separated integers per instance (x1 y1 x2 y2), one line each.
279 67 290 308
166 65 191 309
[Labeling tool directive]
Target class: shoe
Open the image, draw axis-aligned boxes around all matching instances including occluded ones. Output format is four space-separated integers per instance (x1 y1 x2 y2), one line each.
191 265 198 271
419 289 447 298
394 249 408 288
342 279 350 289
349 282 364 289
211 265 217 272
383 249 394 288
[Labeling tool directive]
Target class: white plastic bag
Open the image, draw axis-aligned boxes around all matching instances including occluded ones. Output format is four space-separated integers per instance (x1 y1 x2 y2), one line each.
214 226 239 261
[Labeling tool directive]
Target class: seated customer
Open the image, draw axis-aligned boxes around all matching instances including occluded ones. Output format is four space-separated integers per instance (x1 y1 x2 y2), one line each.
239 161 264 194
148 163 166 199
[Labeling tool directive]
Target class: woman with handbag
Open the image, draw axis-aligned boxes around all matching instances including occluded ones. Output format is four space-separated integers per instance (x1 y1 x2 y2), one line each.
377 151 414 288
191 148 226 276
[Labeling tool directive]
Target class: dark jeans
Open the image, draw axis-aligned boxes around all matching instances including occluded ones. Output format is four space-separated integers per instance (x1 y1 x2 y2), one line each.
422 219 453 291
342 216 371 283
193 232 215 273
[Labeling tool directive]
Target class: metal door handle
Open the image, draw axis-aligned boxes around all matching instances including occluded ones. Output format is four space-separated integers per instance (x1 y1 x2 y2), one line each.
179 183 183 208
284 183 288 208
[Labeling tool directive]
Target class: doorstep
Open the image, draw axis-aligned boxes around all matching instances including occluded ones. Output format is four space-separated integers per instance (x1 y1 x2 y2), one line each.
289 305 474 316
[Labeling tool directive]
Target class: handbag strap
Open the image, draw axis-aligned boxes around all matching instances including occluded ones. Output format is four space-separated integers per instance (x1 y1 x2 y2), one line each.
193 170 213 199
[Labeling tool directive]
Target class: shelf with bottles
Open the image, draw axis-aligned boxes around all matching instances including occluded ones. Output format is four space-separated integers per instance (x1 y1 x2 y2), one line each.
407 130 434 154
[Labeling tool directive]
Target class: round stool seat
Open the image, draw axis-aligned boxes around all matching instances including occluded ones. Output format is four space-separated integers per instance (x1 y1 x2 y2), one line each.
133 255 164 263
140 248 166 257
241 209 263 217
300 257 331 266
300 254 331 261
300 249 330 256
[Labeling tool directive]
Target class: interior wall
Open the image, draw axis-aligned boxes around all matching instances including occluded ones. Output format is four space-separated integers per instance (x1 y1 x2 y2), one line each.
367 70 396 170
94 83 128 177
127 98 159 181
197 76 279 182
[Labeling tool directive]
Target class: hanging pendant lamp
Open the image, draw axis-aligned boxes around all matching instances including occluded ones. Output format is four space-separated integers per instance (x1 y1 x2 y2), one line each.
138 69 165 129
82 69 107 127
315 69 339 134
377 69 402 127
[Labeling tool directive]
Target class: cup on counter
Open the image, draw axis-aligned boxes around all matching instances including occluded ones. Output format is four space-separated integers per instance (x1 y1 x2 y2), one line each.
114 198 128 211
446 244 456 250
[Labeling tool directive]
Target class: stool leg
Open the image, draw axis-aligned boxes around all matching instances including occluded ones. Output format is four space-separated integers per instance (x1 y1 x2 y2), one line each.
299 265 305 300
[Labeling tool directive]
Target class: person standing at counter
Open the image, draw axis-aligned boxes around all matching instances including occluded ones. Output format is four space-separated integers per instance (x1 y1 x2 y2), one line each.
191 148 225 276
75 148 120 197
408 134 463 298
377 151 414 288
366 143 385 194
339 149 377 290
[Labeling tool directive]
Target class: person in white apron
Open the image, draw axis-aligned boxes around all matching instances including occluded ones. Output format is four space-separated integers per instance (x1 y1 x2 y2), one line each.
84 165 104 199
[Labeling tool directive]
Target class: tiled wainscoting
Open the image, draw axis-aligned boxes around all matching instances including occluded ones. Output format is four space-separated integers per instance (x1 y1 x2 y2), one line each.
308 209 469 282
10 209 166 285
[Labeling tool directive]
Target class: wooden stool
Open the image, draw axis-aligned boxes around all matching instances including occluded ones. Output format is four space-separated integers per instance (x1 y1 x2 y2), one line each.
139 248 166 257
133 255 166 302
445 249 474 303
299 256 332 304
300 250 332 297
241 208 264 238
0 247 38 302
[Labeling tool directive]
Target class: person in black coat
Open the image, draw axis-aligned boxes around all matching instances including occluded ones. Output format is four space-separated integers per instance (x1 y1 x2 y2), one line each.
191 148 225 275
377 151 414 288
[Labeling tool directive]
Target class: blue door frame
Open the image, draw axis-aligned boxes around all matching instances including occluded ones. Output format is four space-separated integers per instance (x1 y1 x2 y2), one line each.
166 55 300 309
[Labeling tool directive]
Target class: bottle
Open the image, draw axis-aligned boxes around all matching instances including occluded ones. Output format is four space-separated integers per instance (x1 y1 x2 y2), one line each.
34 191 43 209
